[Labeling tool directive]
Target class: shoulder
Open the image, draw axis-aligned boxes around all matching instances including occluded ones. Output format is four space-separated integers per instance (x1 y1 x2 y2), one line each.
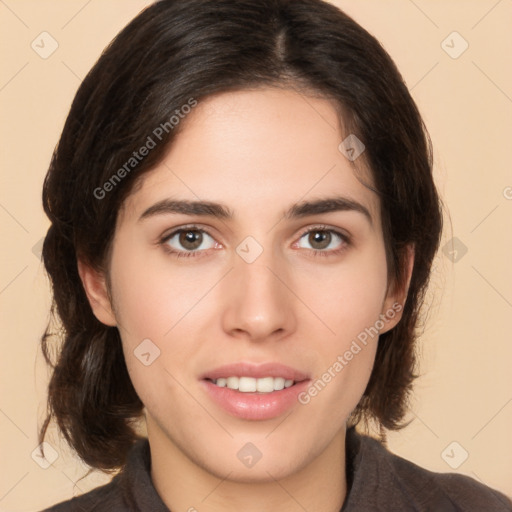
38 438 168 512
345 428 512 511
384 442 512 511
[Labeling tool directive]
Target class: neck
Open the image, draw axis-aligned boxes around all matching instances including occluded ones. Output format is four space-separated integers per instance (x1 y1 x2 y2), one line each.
148 419 348 512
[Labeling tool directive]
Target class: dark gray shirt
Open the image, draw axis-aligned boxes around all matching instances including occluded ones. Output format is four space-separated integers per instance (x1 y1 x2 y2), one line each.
42 427 512 511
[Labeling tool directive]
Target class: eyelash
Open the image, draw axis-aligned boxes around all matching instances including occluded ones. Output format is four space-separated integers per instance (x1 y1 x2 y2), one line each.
159 224 351 259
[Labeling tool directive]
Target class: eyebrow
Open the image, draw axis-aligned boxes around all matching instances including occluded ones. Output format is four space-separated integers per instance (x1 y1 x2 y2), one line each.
139 196 373 226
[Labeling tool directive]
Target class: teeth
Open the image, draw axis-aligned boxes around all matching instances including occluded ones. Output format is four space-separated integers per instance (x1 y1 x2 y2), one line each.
226 376 238 389
239 376 257 392
273 377 285 391
212 376 295 393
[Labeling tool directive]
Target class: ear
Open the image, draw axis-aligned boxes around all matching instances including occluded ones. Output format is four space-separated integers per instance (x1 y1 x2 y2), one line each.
77 259 117 327
379 244 415 335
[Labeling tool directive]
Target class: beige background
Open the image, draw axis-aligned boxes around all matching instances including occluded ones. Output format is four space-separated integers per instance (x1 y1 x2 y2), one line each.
1 0 511 510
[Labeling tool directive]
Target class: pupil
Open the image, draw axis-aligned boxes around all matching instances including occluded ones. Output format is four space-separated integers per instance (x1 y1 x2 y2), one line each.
310 231 330 250
180 230 202 250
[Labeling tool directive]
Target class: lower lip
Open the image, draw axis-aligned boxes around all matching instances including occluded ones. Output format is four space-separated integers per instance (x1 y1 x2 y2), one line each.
201 379 311 420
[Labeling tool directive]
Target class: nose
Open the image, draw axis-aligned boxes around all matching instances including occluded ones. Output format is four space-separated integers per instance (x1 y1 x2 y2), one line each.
220 249 297 342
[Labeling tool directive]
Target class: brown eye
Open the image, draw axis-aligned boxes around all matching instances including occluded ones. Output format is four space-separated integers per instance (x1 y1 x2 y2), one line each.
297 227 349 254
179 230 203 250
163 227 217 255
308 230 332 250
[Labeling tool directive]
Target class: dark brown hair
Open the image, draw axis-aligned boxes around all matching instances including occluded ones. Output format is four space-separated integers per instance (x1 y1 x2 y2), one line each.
39 0 443 471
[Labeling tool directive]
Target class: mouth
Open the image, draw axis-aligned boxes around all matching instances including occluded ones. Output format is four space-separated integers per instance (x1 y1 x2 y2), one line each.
199 362 311 420
205 376 298 393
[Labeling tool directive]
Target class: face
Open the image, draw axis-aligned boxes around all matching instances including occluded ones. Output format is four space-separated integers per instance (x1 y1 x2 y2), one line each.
81 87 406 482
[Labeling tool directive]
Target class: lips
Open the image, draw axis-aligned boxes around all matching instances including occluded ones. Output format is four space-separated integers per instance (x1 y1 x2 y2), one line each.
199 362 310 382
199 362 311 420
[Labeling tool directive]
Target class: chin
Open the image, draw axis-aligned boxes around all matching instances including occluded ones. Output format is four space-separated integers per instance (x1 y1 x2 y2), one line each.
203 454 308 484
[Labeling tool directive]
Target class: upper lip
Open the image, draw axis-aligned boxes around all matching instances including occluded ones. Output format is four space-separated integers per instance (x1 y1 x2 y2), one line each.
200 362 310 382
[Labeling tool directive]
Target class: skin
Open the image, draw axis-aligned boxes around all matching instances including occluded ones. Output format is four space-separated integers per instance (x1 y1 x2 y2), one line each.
79 87 413 512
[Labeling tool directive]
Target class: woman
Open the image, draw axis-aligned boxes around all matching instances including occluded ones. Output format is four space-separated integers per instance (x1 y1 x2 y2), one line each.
38 0 512 510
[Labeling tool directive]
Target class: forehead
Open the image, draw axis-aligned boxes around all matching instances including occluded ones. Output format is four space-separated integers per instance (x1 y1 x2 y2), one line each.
120 87 379 226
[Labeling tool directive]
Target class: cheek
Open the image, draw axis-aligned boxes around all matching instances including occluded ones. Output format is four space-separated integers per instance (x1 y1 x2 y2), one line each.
296 245 388 402
305 244 389 340
107 240 222 403
108 238 207 344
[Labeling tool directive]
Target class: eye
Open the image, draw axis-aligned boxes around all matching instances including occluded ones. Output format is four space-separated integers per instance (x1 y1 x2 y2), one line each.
161 226 219 258
296 226 350 256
